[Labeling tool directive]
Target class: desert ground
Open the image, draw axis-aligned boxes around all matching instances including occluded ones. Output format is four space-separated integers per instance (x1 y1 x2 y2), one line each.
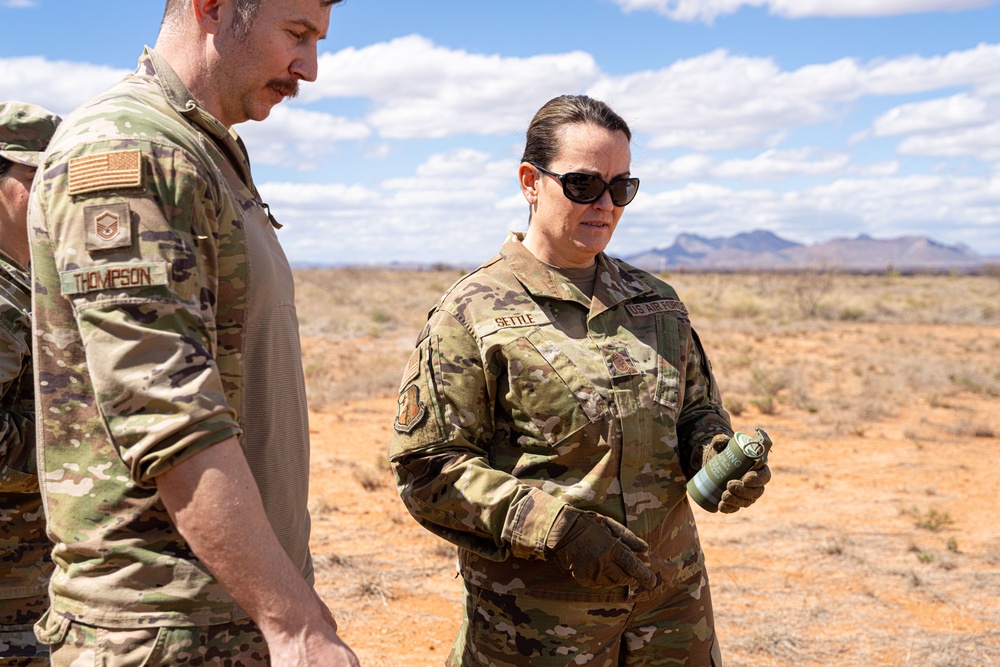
293 268 1000 667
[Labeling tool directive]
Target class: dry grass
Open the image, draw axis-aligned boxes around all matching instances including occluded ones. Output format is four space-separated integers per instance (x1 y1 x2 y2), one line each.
295 269 1000 419
294 268 1000 666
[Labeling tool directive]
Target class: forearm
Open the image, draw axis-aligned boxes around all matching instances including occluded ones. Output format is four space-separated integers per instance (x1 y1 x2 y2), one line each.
393 448 566 561
156 437 330 641
677 329 732 476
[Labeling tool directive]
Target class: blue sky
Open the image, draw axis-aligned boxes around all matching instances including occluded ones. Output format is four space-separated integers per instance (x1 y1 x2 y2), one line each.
3 0 999 265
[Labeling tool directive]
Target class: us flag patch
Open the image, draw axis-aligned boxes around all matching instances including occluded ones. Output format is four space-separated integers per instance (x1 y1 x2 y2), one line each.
68 150 143 196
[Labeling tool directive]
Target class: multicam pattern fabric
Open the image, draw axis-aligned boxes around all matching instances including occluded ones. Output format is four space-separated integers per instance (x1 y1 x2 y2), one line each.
36 610 268 666
0 252 49 664
450 579 721 667
28 47 313 629
391 233 732 663
1 624 49 666
0 102 61 168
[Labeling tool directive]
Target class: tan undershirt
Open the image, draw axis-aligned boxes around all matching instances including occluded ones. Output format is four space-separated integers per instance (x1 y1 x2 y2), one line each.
546 261 598 301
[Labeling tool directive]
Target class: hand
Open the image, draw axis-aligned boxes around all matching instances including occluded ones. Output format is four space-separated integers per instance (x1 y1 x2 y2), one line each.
545 506 657 590
266 622 361 667
704 430 772 514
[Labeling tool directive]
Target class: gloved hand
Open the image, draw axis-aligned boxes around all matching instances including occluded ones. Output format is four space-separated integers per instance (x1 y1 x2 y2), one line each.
703 430 772 514
545 506 657 590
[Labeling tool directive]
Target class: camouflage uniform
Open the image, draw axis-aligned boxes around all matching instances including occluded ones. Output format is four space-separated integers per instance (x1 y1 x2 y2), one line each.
391 233 731 666
28 49 313 663
1 101 61 667
0 251 49 667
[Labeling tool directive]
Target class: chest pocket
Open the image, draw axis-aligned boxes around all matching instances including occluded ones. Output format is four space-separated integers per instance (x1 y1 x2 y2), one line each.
501 328 609 446
654 314 690 414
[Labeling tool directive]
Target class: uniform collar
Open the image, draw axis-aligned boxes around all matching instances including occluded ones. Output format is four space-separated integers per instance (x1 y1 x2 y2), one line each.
500 232 651 318
137 47 256 190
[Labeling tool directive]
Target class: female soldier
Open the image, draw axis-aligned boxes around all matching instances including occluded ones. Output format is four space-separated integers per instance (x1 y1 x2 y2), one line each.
390 95 771 666
0 101 61 666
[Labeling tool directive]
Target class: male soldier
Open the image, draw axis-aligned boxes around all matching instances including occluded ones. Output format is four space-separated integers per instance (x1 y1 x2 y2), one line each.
0 101 60 667
28 1 359 665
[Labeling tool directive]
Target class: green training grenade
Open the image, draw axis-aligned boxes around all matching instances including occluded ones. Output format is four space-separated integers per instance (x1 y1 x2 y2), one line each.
687 429 771 512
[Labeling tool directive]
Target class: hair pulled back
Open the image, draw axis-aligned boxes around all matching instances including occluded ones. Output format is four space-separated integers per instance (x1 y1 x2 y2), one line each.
521 95 631 169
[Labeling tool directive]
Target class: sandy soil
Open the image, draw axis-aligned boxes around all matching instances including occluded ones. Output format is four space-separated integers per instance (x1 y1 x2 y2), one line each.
303 322 1000 667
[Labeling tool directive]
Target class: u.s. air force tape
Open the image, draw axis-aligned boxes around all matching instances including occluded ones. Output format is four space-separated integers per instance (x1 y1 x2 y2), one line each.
60 262 168 296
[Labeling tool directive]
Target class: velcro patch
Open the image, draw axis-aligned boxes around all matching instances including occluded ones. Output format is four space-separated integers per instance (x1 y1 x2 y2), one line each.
60 262 168 296
610 350 639 376
68 150 143 196
475 308 549 338
399 347 421 392
84 203 132 251
394 384 427 434
625 299 688 317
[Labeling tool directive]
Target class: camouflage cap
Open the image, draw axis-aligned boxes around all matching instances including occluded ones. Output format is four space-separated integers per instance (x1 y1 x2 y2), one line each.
0 101 61 167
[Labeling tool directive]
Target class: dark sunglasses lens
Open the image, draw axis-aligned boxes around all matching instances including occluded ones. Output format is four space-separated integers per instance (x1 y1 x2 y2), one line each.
609 179 639 206
562 173 606 203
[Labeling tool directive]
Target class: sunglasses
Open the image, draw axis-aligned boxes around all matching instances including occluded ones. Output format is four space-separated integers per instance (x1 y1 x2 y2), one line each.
532 163 640 207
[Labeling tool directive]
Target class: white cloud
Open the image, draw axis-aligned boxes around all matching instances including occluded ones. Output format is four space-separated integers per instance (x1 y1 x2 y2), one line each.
307 35 601 139
612 173 1000 257
0 57 127 115
872 94 991 136
590 43 1000 151
260 149 522 265
897 121 1000 160
611 0 998 23
868 92 1000 160
1 0 39 7
238 106 371 170
637 148 894 182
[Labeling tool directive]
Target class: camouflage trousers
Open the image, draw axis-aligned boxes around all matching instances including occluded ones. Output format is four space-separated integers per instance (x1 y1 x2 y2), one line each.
449 576 722 667
35 609 270 666
1 593 49 666
0 627 49 667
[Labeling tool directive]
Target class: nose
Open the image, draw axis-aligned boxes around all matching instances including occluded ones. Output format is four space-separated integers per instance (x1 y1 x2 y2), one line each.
291 43 319 82
593 187 614 211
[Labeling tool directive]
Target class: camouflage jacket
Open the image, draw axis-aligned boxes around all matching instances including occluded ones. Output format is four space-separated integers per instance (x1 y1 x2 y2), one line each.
391 233 732 602
0 250 51 604
28 48 313 627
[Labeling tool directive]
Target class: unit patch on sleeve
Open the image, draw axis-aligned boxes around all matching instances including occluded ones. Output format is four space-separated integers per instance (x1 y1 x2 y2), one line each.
84 203 132 251
68 150 143 196
394 384 427 434
59 262 169 296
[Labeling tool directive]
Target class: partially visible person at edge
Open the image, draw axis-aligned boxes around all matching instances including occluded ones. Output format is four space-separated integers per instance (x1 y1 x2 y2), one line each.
389 94 773 666
0 101 61 667
27 0 360 664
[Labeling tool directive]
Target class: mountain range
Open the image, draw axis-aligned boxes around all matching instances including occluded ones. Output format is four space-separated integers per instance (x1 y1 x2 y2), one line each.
624 231 995 273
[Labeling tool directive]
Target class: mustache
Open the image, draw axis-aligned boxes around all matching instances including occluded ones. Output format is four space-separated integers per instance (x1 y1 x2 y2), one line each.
268 77 299 99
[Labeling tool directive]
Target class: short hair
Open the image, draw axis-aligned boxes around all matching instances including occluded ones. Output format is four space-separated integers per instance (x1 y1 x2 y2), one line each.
520 95 632 170
161 0 344 39
0 156 12 179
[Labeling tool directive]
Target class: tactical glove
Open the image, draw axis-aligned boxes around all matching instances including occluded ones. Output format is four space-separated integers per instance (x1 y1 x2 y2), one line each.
545 506 657 590
703 430 772 514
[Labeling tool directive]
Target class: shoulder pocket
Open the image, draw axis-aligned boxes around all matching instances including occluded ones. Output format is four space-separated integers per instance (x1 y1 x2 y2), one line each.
390 335 448 456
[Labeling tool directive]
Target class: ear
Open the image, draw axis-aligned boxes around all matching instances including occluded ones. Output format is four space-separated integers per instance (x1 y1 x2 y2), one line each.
192 0 230 35
518 162 539 205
